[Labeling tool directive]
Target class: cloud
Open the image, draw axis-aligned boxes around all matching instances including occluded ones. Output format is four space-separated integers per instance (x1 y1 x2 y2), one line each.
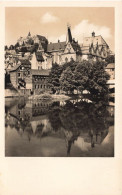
48 20 112 44
41 12 59 23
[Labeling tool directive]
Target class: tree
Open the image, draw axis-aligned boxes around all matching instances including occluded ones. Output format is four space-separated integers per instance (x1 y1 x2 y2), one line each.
60 60 110 98
73 60 90 93
105 54 115 64
48 59 110 98
86 60 110 98
48 63 63 94
60 66 75 94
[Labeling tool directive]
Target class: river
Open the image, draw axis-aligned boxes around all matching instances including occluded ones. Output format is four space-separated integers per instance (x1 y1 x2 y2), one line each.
5 97 114 157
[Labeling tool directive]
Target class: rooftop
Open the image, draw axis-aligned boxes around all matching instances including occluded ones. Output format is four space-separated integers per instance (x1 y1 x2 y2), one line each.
47 41 66 52
83 35 109 47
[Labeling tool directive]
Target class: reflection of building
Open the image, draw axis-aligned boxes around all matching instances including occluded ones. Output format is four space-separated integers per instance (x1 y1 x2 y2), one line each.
9 100 51 121
6 100 53 141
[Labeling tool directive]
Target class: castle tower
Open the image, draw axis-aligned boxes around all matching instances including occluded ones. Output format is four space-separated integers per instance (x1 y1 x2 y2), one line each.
66 24 72 43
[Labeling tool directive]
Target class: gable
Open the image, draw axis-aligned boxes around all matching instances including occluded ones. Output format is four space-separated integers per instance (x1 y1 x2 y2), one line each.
64 42 75 54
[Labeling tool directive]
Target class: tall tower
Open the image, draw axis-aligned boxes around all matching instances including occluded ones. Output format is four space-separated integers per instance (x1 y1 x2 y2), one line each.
66 24 72 43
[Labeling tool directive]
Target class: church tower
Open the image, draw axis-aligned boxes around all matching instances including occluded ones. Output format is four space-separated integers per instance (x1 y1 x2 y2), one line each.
66 24 72 43
28 31 31 37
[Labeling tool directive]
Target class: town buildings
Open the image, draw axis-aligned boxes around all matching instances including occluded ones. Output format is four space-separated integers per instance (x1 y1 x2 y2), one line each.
5 25 114 95
9 63 50 95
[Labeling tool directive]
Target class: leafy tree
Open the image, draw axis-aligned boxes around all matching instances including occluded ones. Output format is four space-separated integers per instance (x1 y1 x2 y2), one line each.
105 54 115 64
48 59 110 98
60 66 75 94
86 60 110 97
73 60 90 93
61 60 110 98
48 63 63 94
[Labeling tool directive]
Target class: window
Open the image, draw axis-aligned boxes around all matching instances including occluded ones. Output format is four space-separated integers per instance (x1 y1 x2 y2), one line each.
18 73 20 77
35 85 36 89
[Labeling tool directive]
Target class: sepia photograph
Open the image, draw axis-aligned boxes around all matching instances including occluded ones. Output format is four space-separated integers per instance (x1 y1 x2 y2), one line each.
5 7 115 157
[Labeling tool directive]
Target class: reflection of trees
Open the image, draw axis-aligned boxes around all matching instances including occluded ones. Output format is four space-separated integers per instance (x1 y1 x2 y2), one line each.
6 98 114 155
48 100 112 156
35 124 44 138
48 102 62 132
49 100 110 133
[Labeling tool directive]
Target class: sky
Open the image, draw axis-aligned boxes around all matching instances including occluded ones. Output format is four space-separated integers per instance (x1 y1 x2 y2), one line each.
5 7 114 51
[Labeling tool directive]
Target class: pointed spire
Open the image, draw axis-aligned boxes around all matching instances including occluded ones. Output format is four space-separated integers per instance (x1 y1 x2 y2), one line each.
66 24 72 43
28 31 31 36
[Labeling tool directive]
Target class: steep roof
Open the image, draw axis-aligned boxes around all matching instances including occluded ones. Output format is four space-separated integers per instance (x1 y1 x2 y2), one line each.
47 41 66 52
31 69 50 76
106 63 115 69
66 26 72 43
83 35 109 47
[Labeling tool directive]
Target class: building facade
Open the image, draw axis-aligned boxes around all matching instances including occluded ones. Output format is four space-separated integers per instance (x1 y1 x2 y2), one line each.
9 62 50 95
81 31 110 60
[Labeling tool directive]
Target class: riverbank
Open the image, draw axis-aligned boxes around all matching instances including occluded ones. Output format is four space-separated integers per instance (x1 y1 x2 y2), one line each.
28 93 71 101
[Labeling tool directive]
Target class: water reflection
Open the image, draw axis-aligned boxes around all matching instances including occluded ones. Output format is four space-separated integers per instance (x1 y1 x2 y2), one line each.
5 97 114 157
